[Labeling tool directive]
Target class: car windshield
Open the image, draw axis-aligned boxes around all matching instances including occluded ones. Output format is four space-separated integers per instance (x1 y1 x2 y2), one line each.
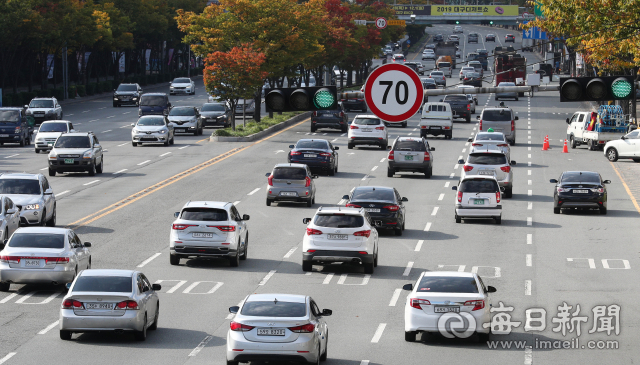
417 276 479 293
468 153 507 165
173 78 191 84
39 123 67 132
201 104 226 112
169 108 196 116
314 214 364 228
561 172 601 183
180 208 228 221
395 140 426 151
353 118 381 126
241 301 307 317
296 140 329 150
72 276 132 293
29 100 54 108
54 136 90 148
272 167 307 180
482 110 512 121
0 110 20 122
431 72 443 76
476 134 505 141
137 117 165 126
445 95 467 101
351 188 395 202
8 233 64 249
140 96 166 106
117 85 137 92
0 179 41 195
459 179 499 193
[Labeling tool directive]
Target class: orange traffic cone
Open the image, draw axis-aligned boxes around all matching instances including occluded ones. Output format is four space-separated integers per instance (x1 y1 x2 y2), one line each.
541 135 549 151
562 139 569 153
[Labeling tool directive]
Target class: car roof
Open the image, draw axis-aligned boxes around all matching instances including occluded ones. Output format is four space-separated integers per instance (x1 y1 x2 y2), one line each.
183 201 230 209
141 93 167 96
0 173 41 180
58 132 91 137
461 174 499 181
483 107 512 111
470 147 505 154
118 83 138 86
353 114 380 119
14 227 69 234
41 120 71 124
396 137 424 142
296 139 329 144
274 163 307 169
421 271 475 278
80 269 135 277
31 97 55 100
562 171 599 177
315 207 362 215
353 185 394 192
246 293 307 303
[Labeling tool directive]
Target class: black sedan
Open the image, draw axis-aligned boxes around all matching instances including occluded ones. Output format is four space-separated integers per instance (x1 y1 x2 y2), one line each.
200 102 231 128
485 34 496 42
505 34 515 43
550 171 610 214
113 83 142 107
311 104 348 132
463 72 483 87
288 139 339 175
433 34 444 42
343 186 407 235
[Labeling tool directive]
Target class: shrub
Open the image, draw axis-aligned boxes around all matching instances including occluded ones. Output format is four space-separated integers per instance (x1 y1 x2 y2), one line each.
86 83 96 96
76 85 86 97
20 92 36 105
51 88 64 100
68 85 77 99
104 81 114 92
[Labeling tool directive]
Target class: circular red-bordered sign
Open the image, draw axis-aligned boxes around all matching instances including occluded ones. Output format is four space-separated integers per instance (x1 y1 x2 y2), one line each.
364 64 424 122
375 17 387 30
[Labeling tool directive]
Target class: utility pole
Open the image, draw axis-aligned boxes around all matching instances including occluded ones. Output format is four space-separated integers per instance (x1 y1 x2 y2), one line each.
187 46 191 78
62 43 68 100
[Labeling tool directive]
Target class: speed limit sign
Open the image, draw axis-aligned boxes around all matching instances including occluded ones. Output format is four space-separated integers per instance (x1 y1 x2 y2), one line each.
375 17 387 30
364 64 424 122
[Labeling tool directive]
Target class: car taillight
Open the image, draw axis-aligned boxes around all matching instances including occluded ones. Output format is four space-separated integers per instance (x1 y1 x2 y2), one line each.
464 300 485 311
424 153 430 161
207 225 236 231
467 104 470 111
463 165 473 172
472 143 483 146
354 230 371 238
511 120 515 131
230 321 255 332
497 144 508 147
0 256 20 264
457 191 463 202
290 151 301 156
339 112 345 117
312 111 318 117
410 298 431 309
305 176 311 187
172 224 197 230
464 78 469 81
557 187 567 193
45 257 70 264
115 300 139 310
591 187 605 193
345 203 361 208
268 175 273 186
62 299 84 309
479 120 482 130
500 166 511 173
306 228 323 235
383 205 400 212
375 126 385 130
388 150 394 160
289 323 315 333
496 191 501 203
319 152 331 157
350 125 359 129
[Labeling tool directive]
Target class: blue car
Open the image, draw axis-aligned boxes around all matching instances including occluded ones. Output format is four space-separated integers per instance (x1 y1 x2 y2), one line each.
288 139 339 176
138 93 171 116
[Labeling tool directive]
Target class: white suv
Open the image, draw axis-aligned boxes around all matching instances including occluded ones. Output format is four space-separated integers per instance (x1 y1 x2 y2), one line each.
169 201 249 267
452 175 503 224
302 207 379 274
458 147 515 198
348 115 388 150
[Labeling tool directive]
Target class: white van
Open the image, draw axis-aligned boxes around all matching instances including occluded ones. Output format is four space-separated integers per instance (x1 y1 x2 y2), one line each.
419 102 453 139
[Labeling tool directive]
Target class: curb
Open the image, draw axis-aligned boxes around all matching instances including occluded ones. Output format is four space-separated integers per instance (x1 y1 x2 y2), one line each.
210 112 311 142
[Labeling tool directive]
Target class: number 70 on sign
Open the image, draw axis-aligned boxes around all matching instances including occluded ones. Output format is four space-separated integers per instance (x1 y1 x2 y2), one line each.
364 64 424 123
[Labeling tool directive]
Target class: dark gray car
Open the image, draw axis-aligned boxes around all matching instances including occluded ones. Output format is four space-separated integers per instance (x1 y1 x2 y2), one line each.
266 164 318 207
311 104 348 132
200 102 231 128
387 137 435 178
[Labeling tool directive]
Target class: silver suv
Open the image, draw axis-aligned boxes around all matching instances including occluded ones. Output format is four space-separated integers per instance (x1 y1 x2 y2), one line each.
477 106 518 145
387 137 435 178
266 164 318 207
48 132 104 176
458 148 515 198
452 175 502 224
167 106 203 136
0 173 56 226
26 97 62 123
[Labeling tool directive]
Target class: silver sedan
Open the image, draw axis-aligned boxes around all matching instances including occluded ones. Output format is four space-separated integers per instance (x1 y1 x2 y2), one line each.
60 269 161 341
0 195 20 241
0 227 91 291
131 115 175 146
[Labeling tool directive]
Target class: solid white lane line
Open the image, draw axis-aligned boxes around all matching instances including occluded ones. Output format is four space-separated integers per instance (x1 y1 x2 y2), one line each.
0 293 18 304
458 155 463 160
102 130 112 133
137 160 151 166
137 253 161 268
113 169 127 174
371 323 387 343
403 262 414 276
424 222 431 231
415 240 424 252
524 346 533 365
39 167 48 171
341 133 346 136
361 174 369 181
83 180 100 186
527 217 532 226
527 234 532 245
527 202 532 210
283 247 297 259
233 201 241 206
322 273 334 284
444 182 450 188
160 152 172 157
371 166 378 171
525 280 532 295
38 320 59 334
189 335 213 357
526 254 532 267
389 289 402 306
117 142 127 146
55 190 70 197
247 188 261 195
179 145 190 149
259 270 276 285
0 353 16 364
4 154 19 159
380 158 386 163
431 207 439 216
82 110 89 113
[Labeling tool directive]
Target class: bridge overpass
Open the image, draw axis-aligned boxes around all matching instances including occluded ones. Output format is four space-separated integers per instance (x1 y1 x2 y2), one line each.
393 4 524 25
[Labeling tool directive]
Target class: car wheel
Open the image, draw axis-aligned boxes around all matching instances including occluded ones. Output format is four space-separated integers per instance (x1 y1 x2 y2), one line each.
553 206 561 214
362 107 367 113
0 281 10 292
504 187 513 198
266 199 272 206
96 158 103 174
46 205 56 227
164 138 170 146
364 261 374 274
19 135 25 147
425 166 432 178
193 128 198 136
380 143 387 150
466 116 471 123
226 360 239 365
88 162 96 176
306 198 313 207
132 141 137 147
600 207 607 215
320 332 328 361
387 167 394 178
495 97 498 100
311 125 317 133
240 235 248 260
149 305 159 330
570 135 576 149
134 315 147 341
170 135 175 145
328 164 335 176
405 331 417 342
373 249 378 267
229 249 240 267
113 103 117 107
60 330 72 340
35 149 39 154
606 148 618 162
494 216 502 224
509 140 515 146
402 121 407 128
169 254 180 265
394 226 403 236
455 214 461 223
633 158 640 163
515 97 519 101
347 143 353 149
48 168 56 177
302 260 312 272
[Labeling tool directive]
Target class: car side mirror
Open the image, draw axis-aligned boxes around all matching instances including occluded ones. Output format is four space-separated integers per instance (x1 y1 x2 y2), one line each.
476 115 480 120
467 137 473 142
402 197 408 202
6 208 16 215
342 195 349 200
44 188 53 195
265 172 271 177
603 180 611 184
65 283 72 290
242 214 250 221
452 186 457 190
24 105 29 109
386 145 392 150
430 147 435 151
84 242 91 247
621 136 626 140
402 283 413 291
514 116 519 120
458 159 464 164
289 145 295 148
549 179 558 183
302 218 311 224
510 161 516 166
487 286 497 293
174 212 180 218
321 309 332 316
152 284 162 291
566 118 570 124
439 99 443 102
229 306 239 314
131 123 135 127
334 146 339 150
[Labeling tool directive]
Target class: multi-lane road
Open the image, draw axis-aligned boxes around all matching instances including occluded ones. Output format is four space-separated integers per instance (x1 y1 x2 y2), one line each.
0 24 638 365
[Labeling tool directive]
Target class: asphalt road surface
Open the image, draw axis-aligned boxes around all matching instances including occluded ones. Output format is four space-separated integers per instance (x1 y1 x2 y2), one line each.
0 24 637 365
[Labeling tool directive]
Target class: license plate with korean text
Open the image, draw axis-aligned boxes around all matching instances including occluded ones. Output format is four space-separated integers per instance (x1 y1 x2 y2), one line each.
405 155 414 161
362 128 372 132
280 192 297 197
24 259 40 267
192 233 214 238
365 208 380 213
434 306 460 313
304 154 316 158
573 190 589 194
479 171 493 175
85 303 114 310
64 159 74 164
327 234 348 240
474 199 485 205
257 328 285 336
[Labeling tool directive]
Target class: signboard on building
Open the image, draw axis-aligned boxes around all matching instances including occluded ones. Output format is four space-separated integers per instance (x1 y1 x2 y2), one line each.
392 5 431 16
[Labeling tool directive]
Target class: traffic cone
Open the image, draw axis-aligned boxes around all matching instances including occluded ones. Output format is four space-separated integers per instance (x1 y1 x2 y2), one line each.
541 135 549 151
562 139 569 153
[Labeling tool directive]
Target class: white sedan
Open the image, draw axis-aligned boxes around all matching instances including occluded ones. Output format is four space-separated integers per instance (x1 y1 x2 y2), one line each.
403 271 496 342
603 130 640 162
468 131 511 160
169 77 196 95
422 50 436 60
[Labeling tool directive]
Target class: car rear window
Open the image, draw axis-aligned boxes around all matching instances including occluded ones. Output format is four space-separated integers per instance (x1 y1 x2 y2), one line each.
353 118 381 126
438 62 451 68
296 140 329 149
0 179 41 195
72 276 133 293
423 79 436 84
8 233 65 249
314 214 364 228
417 276 479 293
468 153 507 165
431 72 443 76
272 167 307 180
140 95 166 106
459 179 499 193
180 208 228 221
476 134 504 141
241 301 307 317
352 188 395 202
394 140 426 151
444 95 467 101
482 110 512 121
561 172 600 183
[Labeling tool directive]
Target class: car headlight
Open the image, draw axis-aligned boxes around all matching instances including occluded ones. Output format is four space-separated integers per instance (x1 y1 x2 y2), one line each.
132 97 137 101
170 86 174 89
46 109 54 115
36 138 44 143
24 204 40 210
132 128 139 134
49 152 57 159
114 97 119 100
159 129 167 134
83 151 93 159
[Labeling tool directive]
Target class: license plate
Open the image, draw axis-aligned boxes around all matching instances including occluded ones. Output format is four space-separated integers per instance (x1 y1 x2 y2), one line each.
430 126 441 129
365 208 380 213
85 303 114 310
280 192 297 197
177 129 186 132
47 142 54 146
362 128 372 132
434 306 460 313
573 190 589 194
474 199 485 205
479 171 493 175
327 234 348 240
304 154 316 158
64 159 74 164
0 134 8 138
192 232 214 238
323 114 332 117
257 328 285 336
24 259 40 267
404 155 414 161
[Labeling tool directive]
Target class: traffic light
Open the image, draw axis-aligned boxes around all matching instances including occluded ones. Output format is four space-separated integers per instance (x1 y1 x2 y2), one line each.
264 86 338 112
490 21 494 25
456 21 460 24
559 76 636 102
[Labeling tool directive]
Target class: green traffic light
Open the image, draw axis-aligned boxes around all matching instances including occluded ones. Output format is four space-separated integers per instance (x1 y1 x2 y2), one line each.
611 78 632 98
456 21 460 24
313 89 336 109
489 21 493 25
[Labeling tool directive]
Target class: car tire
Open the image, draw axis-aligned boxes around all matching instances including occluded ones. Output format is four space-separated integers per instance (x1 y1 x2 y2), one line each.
606 148 619 162
132 142 137 147
88 162 96 176
48 168 56 177
424 166 432 178
164 138 170 146
633 158 640 163
455 214 461 223
19 135 25 147
134 315 147 341
149 305 159 330
0 281 10 292
364 261 374 274
362 107 367 113
169 254 180 265
504 187 513 198
46 205 56 227
380 143 387 150
35 149 39 154
328 165 335 176
515 97 519 101
402 121 407 128
570 135 576 149
394 227 402 236
113 103 117 108
226 360 239 365
494 216 502 224
306 198 313 207
600 207 607 215
553 207 561 214
405 331 417 342
240 235 248 260
302 260 312 272
266 199 272 206
387 168 394 178
466 116 471 123
509 140 515 146
320 333 328 361
229 249 240 267
374 249 378 267
170 135 175 145
193 128 198 136
347 143 353 149
311 125 316 133
60 330 72 341
341 126 348 133
96 158 103 174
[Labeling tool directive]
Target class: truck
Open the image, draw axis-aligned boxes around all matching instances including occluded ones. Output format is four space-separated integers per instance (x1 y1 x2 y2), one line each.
566 106 629 150
440 94 471 123
494 54 527 96
435 42 457 69
0 107 35 146
419 102 453 139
